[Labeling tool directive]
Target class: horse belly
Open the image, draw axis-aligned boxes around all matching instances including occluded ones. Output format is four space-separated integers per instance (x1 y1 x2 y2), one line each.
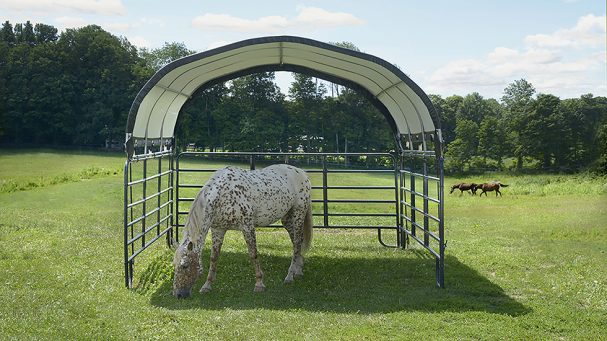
253 188 294 226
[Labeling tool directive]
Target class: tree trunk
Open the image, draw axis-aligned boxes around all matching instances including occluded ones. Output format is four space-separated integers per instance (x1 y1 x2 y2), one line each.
517 154 523 171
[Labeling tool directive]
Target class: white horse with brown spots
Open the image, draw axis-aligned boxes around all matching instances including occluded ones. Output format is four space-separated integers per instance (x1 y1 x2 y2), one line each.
172 164 313 298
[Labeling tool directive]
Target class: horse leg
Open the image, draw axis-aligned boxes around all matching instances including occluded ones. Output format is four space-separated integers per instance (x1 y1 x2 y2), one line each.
242 226 265 293
282 208 305 284
200 228 226 294
496 188 502 197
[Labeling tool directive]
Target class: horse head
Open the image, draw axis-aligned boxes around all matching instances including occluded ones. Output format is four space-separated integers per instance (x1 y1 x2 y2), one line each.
172 239 203 298
450 184 460 193
470 183 479 194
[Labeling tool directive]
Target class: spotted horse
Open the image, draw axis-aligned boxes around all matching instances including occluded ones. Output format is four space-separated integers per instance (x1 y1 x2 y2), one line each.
172 164 313 298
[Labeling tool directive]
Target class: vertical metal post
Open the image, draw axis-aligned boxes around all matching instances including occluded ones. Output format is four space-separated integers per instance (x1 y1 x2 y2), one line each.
129 165 134 256
410 158 416 238
250 154 256 170
157 155 162 237
399 155 408 249
141 158 147 249
123 159 131 288
175 154 180 243
322 156 329 228
168 149 174 247
437 156 445 288
392 155 401 248
423 157 430 247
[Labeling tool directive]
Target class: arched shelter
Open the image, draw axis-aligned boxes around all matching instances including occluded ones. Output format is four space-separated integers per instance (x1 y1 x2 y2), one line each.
123 36 445 289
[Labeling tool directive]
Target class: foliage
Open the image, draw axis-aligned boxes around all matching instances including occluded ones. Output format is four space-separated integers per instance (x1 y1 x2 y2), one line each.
139 41 195 71
434 79 607 174
1 21 606 173
0 22 146 146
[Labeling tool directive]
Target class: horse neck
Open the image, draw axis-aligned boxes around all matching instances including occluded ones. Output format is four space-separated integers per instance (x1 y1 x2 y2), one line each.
183 194 211 251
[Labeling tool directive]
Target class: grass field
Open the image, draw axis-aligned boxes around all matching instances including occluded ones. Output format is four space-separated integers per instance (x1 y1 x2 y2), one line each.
0 149 606 339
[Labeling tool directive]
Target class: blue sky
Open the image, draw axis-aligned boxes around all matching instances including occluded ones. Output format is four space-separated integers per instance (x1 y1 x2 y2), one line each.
2 0 606 99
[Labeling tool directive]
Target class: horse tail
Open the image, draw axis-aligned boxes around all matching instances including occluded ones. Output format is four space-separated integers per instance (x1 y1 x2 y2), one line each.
302 201 313 254
500 183 509 187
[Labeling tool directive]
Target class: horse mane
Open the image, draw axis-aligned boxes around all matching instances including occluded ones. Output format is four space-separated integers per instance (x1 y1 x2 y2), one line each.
183 182 217 247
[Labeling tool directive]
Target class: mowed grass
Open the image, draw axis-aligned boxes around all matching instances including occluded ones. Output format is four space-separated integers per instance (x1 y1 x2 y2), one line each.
0 149 125 192
0 149 606 339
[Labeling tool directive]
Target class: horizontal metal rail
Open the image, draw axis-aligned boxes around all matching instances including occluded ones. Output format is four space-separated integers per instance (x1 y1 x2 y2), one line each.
129 150 173 162
127 214 172 245
176 184 396 190
322 169 394 173
402 229 440 258
127 168 172 186
127 225 173 262
401 215 441 242
316 185 395 190
126 187 173 209
400 201 441 223
401 187 440 204
180 151 394 157
316 212 397 217
126 200 173 228
177 197 396 204
175 222 398 230
400 169 440 182
176 211 396 218
175 168 222 173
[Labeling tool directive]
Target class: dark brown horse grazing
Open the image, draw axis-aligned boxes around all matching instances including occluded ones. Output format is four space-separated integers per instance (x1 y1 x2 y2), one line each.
478 182 509 197
450 183 479 195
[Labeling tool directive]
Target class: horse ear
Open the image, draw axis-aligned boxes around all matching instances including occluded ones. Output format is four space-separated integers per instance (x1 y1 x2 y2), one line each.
187 241 194 251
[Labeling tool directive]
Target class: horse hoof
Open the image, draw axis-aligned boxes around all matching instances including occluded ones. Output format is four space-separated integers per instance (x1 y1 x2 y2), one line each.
254 284 266 293
284 277 294 284
199 286 212 294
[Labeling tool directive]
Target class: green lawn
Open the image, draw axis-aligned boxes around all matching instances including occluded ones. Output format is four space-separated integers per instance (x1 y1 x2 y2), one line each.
0 150 606 339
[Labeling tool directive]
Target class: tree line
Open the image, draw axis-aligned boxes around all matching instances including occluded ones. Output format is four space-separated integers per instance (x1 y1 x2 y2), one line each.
1 21 606 173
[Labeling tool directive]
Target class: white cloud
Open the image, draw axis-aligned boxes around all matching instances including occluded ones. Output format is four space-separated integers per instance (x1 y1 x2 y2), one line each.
55 16 88 29
192 14 289 33
524 14 606 49
206 40 233 50
294 6 365 27
0 0 126 16
192 6 365 33
427 14 606 98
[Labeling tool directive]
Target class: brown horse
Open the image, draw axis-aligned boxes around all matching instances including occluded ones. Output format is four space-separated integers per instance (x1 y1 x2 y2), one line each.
478 182 509 197
450 183 479 195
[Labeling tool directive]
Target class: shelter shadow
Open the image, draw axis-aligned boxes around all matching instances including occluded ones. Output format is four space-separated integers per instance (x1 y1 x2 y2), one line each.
146 250 529 315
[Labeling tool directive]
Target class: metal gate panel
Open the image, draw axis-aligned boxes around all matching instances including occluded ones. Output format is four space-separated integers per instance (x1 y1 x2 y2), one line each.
123 149 174 288
175 152 401 247
399 153 445 287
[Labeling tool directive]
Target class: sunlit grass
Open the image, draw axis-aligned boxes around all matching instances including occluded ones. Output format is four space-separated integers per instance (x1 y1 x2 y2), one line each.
0 149 125 193
0 149 606 339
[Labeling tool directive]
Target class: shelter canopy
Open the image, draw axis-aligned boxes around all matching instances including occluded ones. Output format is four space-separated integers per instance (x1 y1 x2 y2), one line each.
125 36 440 153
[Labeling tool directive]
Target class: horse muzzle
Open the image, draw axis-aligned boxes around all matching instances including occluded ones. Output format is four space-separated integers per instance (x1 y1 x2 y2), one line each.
173 288 192 299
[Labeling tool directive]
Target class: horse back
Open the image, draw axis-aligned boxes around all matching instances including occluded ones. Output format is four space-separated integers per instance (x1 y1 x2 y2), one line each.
204 165 310 228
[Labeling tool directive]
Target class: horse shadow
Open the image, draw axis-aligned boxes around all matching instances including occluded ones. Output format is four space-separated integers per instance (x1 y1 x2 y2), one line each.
145 249 530 316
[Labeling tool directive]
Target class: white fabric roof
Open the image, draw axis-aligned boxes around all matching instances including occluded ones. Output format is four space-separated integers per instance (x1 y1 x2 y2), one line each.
126 36 439 146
